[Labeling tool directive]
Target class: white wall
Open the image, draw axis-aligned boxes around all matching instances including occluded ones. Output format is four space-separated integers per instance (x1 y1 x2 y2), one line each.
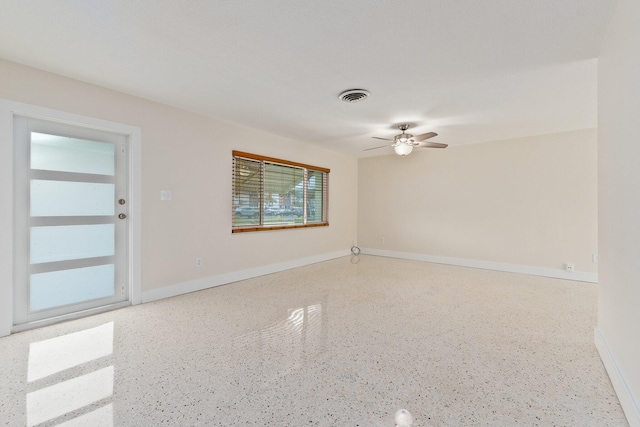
596 0 640 424
0 59 357 309
358 130 598 280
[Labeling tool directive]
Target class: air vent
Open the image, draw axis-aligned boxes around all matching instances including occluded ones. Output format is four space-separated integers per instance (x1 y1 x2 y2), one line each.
338 89 370 103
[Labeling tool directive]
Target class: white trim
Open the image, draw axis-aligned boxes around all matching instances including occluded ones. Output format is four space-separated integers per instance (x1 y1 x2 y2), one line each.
360 248 598 283
0 98 142 337
11 301 131 333
595 327 640 427
142 249 349 303
0 102 14 337
128 127 142 305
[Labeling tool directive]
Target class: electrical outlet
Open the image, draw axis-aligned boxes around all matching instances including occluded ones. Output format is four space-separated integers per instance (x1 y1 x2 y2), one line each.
195 257 203 268
592 254 599 263
566 263 575 272
380 237 385 244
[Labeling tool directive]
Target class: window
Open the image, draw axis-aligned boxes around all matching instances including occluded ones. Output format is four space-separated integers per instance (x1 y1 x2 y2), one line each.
232 151 329 232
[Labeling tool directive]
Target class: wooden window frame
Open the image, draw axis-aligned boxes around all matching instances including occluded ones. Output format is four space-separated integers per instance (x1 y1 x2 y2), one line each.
232 151 329 233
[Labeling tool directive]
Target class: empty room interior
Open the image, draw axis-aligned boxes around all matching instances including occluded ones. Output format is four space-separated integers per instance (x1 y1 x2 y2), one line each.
0 1 639 426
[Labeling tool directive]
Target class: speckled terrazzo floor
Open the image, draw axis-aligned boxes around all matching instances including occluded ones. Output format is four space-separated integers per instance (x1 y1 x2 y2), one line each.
0 256 628 426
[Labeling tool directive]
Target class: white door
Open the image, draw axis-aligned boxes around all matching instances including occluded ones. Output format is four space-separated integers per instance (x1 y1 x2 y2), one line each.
13 116 130 327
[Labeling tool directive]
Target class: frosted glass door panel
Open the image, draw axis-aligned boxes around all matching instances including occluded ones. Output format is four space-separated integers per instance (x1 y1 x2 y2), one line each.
31 180 115 217
31 225 115 264
14 115 129 326
30 265 115 311
31 132 115 176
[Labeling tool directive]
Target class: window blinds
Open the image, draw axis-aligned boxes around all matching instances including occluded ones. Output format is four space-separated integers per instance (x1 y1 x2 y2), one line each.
232 151 329 232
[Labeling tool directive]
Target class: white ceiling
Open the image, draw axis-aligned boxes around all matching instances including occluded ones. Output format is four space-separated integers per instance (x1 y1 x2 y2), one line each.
0 1 617 157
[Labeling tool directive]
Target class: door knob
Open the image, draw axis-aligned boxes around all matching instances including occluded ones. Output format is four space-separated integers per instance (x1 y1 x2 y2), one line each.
118 213 127 219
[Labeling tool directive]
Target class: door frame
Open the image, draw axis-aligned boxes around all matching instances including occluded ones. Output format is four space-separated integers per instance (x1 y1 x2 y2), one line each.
0 99 142 337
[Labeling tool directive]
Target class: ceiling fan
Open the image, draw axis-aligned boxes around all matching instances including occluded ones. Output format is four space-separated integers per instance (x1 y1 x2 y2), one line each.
365 124 448 156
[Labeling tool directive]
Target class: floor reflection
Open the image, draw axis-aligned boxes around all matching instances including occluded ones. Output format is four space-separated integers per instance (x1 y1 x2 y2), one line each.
234 301 327 383
26 322 114 427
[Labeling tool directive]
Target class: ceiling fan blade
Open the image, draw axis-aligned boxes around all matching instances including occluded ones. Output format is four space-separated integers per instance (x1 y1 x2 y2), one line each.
372 136 393 141
412 132 438 141
418 141 448 149
364 145 390 151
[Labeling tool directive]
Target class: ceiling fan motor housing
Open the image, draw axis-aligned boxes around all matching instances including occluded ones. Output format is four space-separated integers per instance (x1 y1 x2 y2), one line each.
395 133 414 144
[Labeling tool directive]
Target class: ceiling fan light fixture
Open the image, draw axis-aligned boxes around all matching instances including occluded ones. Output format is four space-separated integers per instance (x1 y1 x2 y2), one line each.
394 144 413 156
366 124 445 154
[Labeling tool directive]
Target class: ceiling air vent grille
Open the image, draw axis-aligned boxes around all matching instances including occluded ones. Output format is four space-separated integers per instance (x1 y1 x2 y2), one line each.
338 89 370 103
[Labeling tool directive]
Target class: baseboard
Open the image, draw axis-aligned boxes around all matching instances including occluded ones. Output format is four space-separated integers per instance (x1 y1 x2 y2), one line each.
360 248 598 283
141 249 350 303
595 327 640 427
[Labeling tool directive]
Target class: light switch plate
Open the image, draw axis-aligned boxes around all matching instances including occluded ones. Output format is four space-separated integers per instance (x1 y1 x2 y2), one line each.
160 190 172 201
